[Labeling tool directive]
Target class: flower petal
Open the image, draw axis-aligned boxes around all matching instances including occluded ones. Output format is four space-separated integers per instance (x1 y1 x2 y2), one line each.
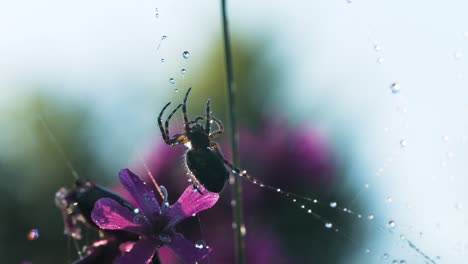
119 168 161 220
166 231 212 264
113 238 158 264
165 185 219 228
92 198 151 235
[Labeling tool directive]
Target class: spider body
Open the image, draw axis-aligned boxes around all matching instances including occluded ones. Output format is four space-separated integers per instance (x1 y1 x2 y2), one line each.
158 88 234 193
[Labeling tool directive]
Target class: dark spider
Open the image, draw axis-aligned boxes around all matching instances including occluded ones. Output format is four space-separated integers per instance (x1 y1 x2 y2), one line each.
157 88 257 193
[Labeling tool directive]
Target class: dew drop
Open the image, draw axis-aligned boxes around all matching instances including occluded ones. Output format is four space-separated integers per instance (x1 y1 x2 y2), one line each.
386 196 393 203
169 78 175 85
182 51 190 59
313 199 318 203
442 135 449 142
195 243 204 249
133 208 140 214
292 199 297 202
455 202 463 210
374 44 382 52
325 222 333 229
454 51 463 60
383 253 389 259
330 202 337 208
181 68 186 75
307 209 312 213
368 214 375 220
161 35 167 40
365 248 371 254
301 205 305 209
390 83 401 94
192 213 196 217
365 183 370 188
240 224 247 237
400 139 407 148
276 188 281 192
388 220 396 228
161 58 165 63
399 234 406 240
27 229 40 240
377 57 384 64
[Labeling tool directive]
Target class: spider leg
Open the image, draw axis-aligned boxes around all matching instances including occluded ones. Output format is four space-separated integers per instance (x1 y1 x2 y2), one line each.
157 102 172 142
209 117 224 139
205 98 212 134
159 102 187 146
188 116 204 126
164 103 183 142
182 87 192 132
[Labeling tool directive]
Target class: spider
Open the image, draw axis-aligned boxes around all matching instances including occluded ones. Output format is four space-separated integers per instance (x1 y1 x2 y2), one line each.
157 87 257 193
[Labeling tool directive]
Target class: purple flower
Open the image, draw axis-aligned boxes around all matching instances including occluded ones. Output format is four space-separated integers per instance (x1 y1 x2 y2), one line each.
91 168 219 264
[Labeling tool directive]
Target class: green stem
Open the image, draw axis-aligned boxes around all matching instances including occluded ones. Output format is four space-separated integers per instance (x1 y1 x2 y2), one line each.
220 1 245 264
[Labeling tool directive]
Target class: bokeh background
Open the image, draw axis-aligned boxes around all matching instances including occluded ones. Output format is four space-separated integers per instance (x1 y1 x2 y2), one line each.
1 0 468 263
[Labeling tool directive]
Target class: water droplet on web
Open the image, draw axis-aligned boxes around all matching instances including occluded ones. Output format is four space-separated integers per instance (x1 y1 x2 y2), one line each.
192 213 196 217
301 205 305 209
400 139 407 148
365 248 371 254
392 260 398 264
27 229 39 240
169 78 175 85
383 253 389 259
133 208 140 214
307 209 312 213
161 35 167 40
374 44 382 52
388 220 396 228
447 151 455 159
182 51 190 59
442 135 449 142
276 188 281 192
390 83 401 94
161 58 165 63
400 234 406 240
386 196 393 203
377 57 384 64
330 202 337 208
181 68 186 75
325 222 333 229
313 199 318 203
240 224 247 237
454 51 463 60
368 214 375 220
455 202 463 210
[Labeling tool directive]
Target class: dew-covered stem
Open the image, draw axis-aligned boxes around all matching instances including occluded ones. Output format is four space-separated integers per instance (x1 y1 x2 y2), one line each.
220 1 245 263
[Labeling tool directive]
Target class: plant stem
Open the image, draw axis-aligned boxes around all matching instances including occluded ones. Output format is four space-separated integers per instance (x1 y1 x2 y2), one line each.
220 1 245 264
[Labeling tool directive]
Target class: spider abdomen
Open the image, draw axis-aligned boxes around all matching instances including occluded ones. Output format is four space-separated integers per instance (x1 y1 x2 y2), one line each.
186 148 229 193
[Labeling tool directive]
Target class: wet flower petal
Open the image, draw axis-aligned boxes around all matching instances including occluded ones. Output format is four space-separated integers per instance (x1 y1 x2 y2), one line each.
114 238 159 264
119 168 161 221
165 185 219 228
92 198 150 235
166 232 211 264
